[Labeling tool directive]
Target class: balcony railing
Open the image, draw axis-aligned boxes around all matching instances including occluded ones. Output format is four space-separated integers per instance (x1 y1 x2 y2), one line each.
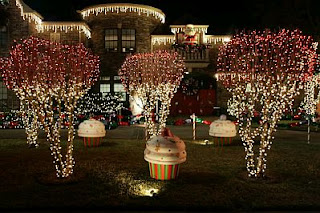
174 48 209 62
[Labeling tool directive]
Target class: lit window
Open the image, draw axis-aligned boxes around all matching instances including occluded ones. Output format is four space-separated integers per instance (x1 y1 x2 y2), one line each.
122 29 135 52
105 29 118 51
100 76 110 81
0 26 8 48
114 83 126 93
100 84 110 97
114 83 126 101
114 76 121 80
50 33 61 43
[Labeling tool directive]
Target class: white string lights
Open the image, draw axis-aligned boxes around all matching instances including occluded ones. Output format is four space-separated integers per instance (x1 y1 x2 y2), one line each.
36 22 91 39
301 72 320 119
15 0 43 25
217 29 317 178
75 92 123 116
15 0 91 39
151 35 175 46
0 37 99 178
119 50 185 137
79 3 165 23
170 25 209 34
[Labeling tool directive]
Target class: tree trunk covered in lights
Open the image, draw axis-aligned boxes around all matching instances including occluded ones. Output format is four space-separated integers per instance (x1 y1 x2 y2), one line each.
119 51 186 137
217 29 317 178
0 37 100 178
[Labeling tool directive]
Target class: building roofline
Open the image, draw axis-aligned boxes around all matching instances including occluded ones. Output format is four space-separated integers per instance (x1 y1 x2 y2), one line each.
77 3 165 23
16 0 43 23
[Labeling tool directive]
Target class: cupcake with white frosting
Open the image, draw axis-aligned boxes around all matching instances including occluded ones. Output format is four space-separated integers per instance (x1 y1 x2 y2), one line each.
144 128 186 180
78 118 106 147
209 115 236 145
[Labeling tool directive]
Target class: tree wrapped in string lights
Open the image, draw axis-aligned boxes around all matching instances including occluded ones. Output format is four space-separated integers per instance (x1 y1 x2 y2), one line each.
301 71 320 143
119 50 185 137
302 72 320 119
217 29 317 178
0 37 99 178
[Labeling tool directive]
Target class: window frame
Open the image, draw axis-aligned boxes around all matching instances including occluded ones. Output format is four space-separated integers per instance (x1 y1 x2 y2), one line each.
100 83 111 97
105 28 119 52
121 28 136 53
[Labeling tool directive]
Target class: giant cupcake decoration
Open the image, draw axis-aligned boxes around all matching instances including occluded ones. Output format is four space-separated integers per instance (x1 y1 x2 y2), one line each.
78 118 106 147
209 115 237 145
144 128 186 180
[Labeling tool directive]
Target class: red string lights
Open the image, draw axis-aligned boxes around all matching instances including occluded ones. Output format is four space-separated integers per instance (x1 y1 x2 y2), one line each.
217 29 317 178
0 36 100 178
119 50 185 137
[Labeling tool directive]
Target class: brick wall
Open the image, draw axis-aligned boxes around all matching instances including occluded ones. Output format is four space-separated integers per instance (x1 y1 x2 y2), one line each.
85 12 162 77
6 0 32 45
0 0 34 110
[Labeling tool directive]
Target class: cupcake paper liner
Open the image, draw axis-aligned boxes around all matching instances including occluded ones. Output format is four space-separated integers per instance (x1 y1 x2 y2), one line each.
213 137 233 146
83 137 102 147
148 162 180 180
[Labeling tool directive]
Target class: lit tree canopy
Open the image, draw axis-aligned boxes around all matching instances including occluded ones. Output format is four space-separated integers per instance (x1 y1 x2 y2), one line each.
0 36 100 177
119 50 185 136
217 29 317 178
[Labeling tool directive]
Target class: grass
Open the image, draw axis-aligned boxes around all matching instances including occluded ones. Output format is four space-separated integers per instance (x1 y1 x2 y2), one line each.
0 130 320 211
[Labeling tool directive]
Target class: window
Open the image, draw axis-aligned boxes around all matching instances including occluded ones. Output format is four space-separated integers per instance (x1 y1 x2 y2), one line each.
50 33 61 43
0 26 8 48
100 76 110 81
105 28 135 52
121 29 135 52
105 29 118 51
100 84 110 97
114 83 126 101
0 81 7 100
113 76 121 80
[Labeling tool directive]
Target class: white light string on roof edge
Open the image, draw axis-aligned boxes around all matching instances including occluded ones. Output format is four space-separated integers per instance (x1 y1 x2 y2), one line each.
15 0 92 39
79 3 165 23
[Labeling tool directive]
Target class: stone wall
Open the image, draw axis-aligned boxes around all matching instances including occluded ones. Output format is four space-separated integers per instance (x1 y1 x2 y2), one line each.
84 12 162 77
35 30 87 45
0 0 35 110
0 0 30 56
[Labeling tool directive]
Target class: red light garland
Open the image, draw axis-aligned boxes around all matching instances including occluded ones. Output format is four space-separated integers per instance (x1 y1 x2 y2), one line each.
217 29 317 178
119 50 185 137
0 36 100 178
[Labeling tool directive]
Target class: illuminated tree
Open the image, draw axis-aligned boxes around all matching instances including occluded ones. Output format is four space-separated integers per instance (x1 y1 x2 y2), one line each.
301 71 320 143
217 29 317 178
0 37 99 177
119 50 185 137
302 72 320 117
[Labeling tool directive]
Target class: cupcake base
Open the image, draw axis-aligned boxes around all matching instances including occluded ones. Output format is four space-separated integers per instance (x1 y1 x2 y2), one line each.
148 162 180 180
213 137 233 146
83 137 103 147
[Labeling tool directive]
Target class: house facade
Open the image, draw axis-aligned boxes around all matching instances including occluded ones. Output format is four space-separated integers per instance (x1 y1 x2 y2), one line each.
0 0 231 114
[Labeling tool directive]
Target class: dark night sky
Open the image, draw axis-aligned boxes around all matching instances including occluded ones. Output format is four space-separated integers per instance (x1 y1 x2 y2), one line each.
23 0 320 36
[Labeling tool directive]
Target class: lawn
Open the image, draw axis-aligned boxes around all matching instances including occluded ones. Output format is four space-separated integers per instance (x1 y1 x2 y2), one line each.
0 129 320 211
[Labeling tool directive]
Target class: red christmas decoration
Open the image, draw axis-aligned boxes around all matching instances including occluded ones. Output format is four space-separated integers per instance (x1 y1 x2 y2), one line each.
0 36 100 178
119 50 186 137
217 29 317 178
